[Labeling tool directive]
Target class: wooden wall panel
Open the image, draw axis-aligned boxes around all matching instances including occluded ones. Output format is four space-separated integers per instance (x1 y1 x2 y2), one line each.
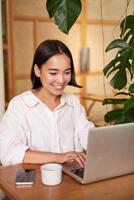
87 0 132 20
85 74 113 95
16 79 32 95
13 0 48 17
14 21 34 75
87 25 103 71
86 24 119 72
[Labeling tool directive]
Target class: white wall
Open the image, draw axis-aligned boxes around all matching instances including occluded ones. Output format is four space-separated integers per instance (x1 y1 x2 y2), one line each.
0 0 5 120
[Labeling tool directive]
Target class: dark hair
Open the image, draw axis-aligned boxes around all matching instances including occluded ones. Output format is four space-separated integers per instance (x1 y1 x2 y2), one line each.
30 39 82 89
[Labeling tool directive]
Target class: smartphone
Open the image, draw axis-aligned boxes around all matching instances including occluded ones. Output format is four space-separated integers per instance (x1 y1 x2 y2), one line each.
15 169 35 186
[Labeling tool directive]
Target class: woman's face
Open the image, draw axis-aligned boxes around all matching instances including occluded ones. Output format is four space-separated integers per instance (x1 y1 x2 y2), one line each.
34 53 71 96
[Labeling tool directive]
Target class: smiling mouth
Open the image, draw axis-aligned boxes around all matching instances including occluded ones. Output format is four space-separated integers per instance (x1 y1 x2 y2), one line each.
52 84 64 89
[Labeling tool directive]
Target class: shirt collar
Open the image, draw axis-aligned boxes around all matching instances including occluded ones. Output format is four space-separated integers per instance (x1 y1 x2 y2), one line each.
21 91 74 108
60 93 74 107
21 91 39 107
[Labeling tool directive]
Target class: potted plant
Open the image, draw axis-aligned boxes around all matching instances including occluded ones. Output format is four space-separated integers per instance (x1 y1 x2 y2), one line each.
103 15 134 124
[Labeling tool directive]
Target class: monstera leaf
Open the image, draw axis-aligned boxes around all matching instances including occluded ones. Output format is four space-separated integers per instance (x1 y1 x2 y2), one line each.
120 15 134 72
129 83 134 93
104 108 134 124
46 0 82 34
120 15 134 41
104 109 125 124
105 39 129 52
124 97 134 113
104 45 131 89
103 15 134 124
103 98 127 105
131 39 134 72
104 15 134 91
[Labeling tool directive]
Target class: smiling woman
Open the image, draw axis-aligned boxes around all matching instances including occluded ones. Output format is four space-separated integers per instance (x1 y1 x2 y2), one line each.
0 39 94 166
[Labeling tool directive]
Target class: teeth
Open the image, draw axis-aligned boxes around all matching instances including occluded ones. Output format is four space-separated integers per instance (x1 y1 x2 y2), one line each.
53 85 63 89
55 86 62 89
56 86 62 89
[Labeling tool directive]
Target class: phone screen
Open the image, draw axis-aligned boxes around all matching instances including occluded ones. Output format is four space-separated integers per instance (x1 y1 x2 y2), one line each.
15 169 35 186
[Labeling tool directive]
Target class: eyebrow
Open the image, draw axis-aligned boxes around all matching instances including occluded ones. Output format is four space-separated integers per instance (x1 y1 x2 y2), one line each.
48 67 71 71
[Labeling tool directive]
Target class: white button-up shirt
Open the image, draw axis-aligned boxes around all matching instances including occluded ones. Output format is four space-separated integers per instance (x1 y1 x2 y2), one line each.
0 91 94 166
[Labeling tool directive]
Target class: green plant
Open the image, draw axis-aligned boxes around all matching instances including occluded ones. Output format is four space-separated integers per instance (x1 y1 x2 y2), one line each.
46 0 81 34
103 15 134 124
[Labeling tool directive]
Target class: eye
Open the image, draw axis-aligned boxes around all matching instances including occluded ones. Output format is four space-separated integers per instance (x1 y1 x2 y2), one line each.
65 70 71 75
49 72 57 75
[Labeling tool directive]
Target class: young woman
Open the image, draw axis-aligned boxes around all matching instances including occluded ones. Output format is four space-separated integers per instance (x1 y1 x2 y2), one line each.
0 40 94 166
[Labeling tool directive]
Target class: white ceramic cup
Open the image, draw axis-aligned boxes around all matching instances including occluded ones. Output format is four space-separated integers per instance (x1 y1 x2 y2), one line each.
40 163 63 186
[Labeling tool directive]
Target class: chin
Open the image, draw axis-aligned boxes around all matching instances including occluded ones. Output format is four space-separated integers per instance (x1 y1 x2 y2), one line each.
53 90 63 96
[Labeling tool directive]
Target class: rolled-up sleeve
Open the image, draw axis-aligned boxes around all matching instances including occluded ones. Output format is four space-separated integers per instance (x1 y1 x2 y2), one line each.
0 102 30 166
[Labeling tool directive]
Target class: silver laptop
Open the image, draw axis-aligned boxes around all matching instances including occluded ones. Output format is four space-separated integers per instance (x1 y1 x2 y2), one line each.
63 122 134 184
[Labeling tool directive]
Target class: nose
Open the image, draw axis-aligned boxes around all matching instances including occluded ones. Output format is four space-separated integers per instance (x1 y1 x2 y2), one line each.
58 74 65 83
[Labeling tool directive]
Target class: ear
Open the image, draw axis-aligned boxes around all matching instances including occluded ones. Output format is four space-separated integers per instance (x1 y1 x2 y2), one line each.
34 64 40 77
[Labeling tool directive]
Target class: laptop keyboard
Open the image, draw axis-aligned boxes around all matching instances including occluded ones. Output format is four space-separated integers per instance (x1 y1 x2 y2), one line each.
71 168 84 178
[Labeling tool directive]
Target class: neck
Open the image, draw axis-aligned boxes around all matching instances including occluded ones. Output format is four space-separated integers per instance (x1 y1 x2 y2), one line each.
32 88 60 110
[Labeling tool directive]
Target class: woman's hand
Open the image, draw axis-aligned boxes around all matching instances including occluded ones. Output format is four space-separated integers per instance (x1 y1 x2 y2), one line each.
24 150 86 167
57 151 86 167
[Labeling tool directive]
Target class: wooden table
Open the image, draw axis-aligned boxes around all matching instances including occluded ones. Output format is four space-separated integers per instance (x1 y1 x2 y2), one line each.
0 164 134 200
